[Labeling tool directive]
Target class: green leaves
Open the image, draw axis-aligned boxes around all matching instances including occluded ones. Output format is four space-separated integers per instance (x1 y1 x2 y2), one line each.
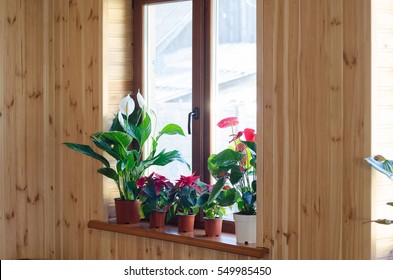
95 131 133 151
63 143 110 168
158 124 185 139
207 177 225 205
372 219 393 225
64 101 190 202
97 167 118 181
124 112 152 147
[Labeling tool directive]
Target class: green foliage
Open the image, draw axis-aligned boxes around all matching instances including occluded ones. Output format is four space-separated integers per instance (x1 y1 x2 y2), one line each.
64 93 189 201
207 141 257 215
139 173 173 218
197 184 237 219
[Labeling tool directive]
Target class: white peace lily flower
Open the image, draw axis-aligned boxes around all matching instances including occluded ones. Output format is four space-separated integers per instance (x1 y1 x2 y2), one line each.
119 94 135 117
136 89 145 108
118 111 125 128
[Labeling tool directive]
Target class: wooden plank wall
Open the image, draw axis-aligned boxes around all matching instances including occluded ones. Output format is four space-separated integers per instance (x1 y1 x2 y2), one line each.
0 0 258 260
0 0 103 259
371 0 393 260
259 0 372 259
102 0 133 215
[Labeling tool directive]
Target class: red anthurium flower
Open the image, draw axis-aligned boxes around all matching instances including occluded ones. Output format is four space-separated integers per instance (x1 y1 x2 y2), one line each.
229 131 243 143
235 142 248 167
244 128 256 142
217 117 239 128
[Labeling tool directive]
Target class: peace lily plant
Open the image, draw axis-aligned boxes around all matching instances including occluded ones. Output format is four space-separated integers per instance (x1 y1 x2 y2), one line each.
64 90 189 201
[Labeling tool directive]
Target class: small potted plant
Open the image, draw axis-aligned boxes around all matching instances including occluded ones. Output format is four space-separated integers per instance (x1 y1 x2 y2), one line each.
138 172 173 228
197 178 236 237
207 116 257 243
169 173 206 232
64 90 189 224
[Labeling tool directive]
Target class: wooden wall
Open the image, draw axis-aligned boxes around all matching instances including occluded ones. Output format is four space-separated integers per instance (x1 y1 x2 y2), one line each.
258 0 372 259
0 0 374 260
0 0 103 259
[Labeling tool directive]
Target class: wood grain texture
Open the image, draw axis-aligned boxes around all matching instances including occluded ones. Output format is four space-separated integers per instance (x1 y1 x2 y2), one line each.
88 220 268 259
259 0 371 259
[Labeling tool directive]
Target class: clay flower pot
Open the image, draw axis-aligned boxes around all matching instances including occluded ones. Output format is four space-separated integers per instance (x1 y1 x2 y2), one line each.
149 211 166 228
114 199 140 224
204 218 223 237
177 214 195 233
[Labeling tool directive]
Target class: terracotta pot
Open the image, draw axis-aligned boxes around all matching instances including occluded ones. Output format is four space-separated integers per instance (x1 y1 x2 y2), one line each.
177 214 195 233
149 211 166 228
233 213 256 244
114 199 140 224
204 218 223 237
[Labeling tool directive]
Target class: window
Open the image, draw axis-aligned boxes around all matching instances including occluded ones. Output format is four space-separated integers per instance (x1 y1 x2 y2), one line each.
133 0 256 224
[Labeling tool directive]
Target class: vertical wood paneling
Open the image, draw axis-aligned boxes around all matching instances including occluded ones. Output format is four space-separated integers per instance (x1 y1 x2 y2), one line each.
260 0 371 259
3 0 18 259
0 0 4 259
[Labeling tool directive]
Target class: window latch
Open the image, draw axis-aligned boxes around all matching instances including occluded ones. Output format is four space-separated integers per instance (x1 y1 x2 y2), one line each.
188 107 199 135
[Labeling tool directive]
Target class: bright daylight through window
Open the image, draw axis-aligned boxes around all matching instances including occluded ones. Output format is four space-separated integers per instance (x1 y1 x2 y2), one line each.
140 0 256 221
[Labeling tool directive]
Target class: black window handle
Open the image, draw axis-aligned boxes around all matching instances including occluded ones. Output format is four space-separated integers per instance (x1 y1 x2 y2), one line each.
188 107 199 134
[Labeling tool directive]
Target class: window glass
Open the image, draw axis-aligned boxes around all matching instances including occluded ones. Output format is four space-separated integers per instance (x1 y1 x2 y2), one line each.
144 1 193 180
211 0 257 219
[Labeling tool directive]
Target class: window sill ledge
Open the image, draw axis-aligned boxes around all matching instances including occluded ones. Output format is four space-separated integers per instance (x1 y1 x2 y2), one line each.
88 220 269 259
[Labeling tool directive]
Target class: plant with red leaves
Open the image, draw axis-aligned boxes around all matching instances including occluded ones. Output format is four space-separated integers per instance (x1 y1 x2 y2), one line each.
138 172 173 218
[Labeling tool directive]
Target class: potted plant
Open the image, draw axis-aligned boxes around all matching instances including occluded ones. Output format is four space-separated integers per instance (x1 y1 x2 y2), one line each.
197 178 236 237
169 173 206 232
64 90 189 224
365 155 393 225
138 172 173 228
207 116 257 243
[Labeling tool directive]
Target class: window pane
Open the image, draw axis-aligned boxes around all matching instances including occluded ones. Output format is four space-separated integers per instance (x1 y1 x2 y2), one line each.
211 0 257 219
144 1 193 180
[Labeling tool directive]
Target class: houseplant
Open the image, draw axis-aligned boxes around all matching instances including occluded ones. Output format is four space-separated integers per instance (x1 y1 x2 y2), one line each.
169 173 206 232
365 155 393 225
197 178 236 237
207 116 257 243
137 172 173 228
64 90 189 224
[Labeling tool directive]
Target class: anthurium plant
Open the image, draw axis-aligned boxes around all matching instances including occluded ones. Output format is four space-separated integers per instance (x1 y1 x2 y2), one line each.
137 172 173 218
207 117 257 215
64 90 189 201
197 177 237 219
168 173 207 217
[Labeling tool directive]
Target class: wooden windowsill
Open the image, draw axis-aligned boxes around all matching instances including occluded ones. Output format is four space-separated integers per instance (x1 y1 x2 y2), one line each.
88 220 269 259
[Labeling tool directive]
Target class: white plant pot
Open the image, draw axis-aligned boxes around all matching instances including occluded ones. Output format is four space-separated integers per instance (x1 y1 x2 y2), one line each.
233 213 256 244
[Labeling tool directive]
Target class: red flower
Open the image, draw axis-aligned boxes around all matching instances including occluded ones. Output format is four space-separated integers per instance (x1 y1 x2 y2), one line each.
176 173 200 187
136 177 147 187
229 131 243 143
217 117 239 128
244 128 256 142
176 173 202 193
